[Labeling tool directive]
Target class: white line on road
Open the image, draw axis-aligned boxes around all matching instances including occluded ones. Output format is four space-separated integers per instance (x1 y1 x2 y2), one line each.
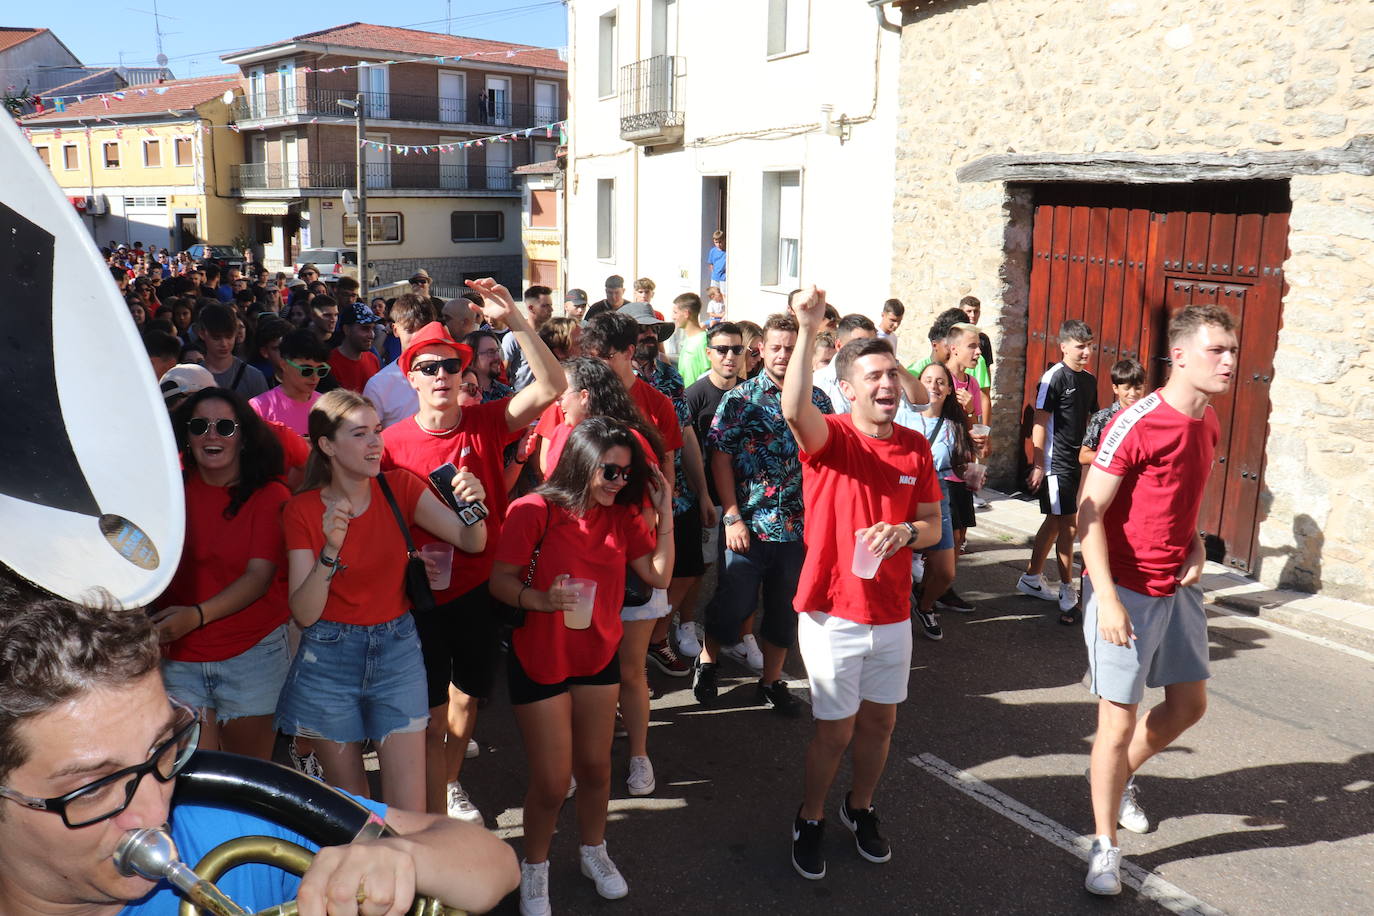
909 752 1227 916
1206 604 1374 664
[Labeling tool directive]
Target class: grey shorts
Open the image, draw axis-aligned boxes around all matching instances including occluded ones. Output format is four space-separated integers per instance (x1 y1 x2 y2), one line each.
1083 579 1210 705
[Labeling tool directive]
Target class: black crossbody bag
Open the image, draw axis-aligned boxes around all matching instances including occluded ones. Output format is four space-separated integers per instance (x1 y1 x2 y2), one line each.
495 501 553 627
376 474 436 615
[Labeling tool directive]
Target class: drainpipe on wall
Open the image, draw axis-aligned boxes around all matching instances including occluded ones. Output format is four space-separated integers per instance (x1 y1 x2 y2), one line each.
873 2 901 34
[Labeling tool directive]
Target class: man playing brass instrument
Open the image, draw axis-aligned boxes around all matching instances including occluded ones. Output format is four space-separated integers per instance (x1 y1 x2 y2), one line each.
0 582 519 915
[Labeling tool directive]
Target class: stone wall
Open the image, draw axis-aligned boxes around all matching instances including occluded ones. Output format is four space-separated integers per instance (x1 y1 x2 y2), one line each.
889 0 1374 600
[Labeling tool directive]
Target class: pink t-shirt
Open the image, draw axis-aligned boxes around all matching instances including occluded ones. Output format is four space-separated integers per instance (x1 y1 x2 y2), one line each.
250 387 319 437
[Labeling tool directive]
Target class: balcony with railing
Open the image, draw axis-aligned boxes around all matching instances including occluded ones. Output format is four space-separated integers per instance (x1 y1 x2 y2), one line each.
619 55 684 145
234 87 560 130
232 161 517 194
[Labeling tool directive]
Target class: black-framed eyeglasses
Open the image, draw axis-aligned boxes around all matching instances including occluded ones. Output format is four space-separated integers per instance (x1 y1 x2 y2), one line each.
0 699 199 828
186 417 239 438
412 358 465 377
709 345 744 356
600 463 634 482
285 358 331 379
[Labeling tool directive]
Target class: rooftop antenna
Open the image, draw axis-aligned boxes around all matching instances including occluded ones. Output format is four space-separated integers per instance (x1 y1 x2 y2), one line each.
447 0 452 34
127 0 179 66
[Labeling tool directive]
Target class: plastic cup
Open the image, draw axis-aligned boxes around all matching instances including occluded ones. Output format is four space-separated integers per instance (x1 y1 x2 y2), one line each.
701 505 722 565
418 543 453 591
851 531 883 580
563 578 597 630
970 423 991 438
964 462 988 492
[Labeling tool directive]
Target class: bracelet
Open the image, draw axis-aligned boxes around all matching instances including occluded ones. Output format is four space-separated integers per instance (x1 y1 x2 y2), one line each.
517 585 528 610
194 604 204 628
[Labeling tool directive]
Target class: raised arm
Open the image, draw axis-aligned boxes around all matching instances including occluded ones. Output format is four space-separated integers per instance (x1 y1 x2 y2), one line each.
466 278 566 431
781 285 831 455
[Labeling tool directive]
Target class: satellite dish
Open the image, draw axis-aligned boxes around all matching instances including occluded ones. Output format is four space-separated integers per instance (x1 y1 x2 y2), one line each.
0 111 184 606
222 89 235 105
157 53 169 68
342 189 356 216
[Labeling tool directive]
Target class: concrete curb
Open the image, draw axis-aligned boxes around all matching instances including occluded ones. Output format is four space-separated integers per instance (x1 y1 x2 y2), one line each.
968 489 1374 656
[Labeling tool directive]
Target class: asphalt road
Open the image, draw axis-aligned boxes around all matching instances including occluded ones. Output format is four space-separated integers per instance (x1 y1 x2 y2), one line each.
440 526 1374 915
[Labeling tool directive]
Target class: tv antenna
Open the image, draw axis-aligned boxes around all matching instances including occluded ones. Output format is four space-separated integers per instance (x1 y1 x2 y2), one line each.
127 0 179 66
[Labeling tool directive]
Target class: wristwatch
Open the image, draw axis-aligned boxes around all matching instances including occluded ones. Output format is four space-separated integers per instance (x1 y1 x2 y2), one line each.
722 513 743 526
903 522 919 545
318 551 346 575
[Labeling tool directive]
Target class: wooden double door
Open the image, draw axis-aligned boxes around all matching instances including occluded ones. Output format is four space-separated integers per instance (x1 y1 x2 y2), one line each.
1023 181 1290 573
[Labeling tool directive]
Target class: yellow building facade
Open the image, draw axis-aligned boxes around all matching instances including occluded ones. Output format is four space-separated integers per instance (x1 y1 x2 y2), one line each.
22 76 246 251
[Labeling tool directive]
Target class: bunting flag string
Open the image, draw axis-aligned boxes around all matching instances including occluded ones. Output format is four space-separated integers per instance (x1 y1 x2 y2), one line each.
355 120 566 156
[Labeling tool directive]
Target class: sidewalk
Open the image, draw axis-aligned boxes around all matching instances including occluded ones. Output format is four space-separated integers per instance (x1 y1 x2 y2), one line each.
971 488 1374 655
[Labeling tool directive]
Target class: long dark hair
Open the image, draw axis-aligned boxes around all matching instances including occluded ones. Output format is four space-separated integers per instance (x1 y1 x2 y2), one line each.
537 416 650 515
173 388 285 518
920 362 975 475
563 357 665 459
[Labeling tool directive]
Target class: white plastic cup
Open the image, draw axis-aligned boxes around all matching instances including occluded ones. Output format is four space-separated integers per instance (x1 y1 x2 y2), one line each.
419 543 453 591
964 462 988 492
970 423 991 438
851 531 883 580
563 578 597 630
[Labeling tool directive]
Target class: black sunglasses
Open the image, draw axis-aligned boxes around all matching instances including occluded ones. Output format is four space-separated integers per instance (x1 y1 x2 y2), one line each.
187 417 239 438
600 463 634 482
0 701 199 828
709 345 744 356
412 358 465 376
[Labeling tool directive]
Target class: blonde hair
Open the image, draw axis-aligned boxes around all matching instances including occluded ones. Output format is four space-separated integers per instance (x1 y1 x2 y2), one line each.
633 277 656 293
299 389 377 492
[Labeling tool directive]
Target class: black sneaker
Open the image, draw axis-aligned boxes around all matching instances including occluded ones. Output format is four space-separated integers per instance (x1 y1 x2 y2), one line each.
692 660 719 705
839 793 891 864
915 609 943 641
934 588 975 614
791 810 826 879
758 679 800 717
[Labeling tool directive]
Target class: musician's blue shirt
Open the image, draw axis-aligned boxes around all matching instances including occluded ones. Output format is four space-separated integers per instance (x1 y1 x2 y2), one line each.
118 796 388 915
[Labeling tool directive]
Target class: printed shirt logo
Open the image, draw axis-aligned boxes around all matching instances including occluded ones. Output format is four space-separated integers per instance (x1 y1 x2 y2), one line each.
1093 392 1162 469
460 445 474 459
898 474 918 486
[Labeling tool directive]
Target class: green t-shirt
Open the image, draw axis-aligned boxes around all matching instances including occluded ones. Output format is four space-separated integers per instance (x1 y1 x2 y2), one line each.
907 354 991 391
677 329 711 388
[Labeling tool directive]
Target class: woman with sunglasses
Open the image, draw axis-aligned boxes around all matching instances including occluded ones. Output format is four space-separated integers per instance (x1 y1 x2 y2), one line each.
153 388 289 760
278 389 488 812
491 417 674 914
534 357 664 478
737 320 765 380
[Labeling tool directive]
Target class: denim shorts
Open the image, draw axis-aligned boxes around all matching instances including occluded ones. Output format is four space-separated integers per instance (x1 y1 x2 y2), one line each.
702 538 805 649
162 624 289 723
929 479 955 552
275 614 430 744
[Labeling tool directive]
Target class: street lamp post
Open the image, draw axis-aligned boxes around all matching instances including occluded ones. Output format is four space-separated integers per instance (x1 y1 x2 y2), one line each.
338 93 369 299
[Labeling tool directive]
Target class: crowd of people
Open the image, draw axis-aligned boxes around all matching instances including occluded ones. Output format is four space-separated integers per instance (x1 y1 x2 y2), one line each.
0 243 1239 914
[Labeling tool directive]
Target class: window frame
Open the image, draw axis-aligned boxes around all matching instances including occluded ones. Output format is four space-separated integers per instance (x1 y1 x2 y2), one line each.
766 0 811 60
142 138 162 168
598 11 618 99
596 178 615 260
450 210 504 243
760 168 802 290
35 146 51 167
342 212 404 246
173 136 193 167
62 144 80 171
101 140 121 170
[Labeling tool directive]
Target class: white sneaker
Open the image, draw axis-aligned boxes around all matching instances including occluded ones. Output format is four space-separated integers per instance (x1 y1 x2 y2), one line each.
445 781 483 825
1118 781 1150 834
579 842 628 899
1058 583 1079 613
519 859 552 916
627 755 655 796
465 738 480 759
675 621 702 658
740 633 764 671
1016 573 1058 601
1084 835 1122 895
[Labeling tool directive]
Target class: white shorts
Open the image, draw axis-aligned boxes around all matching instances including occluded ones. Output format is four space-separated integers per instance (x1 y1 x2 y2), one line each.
797 610 912 720
621 587 672 622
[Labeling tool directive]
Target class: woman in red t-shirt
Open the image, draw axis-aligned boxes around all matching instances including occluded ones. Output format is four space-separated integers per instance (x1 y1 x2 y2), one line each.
491 417 674 907
152 388 288 761
278 389 488 812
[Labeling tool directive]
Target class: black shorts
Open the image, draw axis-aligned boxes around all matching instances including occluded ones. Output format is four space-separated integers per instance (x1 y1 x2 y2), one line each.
506 648 620 706
947 480 977 530
1038 469 1081 516
414 581 499 707
672 510 704 578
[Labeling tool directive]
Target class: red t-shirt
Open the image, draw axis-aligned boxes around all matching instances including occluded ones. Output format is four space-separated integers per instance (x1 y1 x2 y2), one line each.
266 419 310 471
380 402 521 597
535 378 683 460
496 494 656 683
281 469 428 624
795 415 942 625
328 348 381 393
1091 391 1220 597
160 478 290 663
536 409 659 476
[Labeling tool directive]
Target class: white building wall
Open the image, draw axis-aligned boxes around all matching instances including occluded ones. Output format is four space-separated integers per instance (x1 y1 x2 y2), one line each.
565 1 901 325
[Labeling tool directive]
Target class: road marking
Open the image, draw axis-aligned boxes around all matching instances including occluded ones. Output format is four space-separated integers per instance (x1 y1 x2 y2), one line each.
909 752 1227 916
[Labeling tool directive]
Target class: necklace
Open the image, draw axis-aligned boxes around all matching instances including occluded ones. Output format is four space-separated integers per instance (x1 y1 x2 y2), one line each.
419 409 463 436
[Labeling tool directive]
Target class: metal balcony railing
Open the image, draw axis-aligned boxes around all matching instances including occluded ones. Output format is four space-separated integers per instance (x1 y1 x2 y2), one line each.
233 161 517 192
618 55 684 138
234 87 558 128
